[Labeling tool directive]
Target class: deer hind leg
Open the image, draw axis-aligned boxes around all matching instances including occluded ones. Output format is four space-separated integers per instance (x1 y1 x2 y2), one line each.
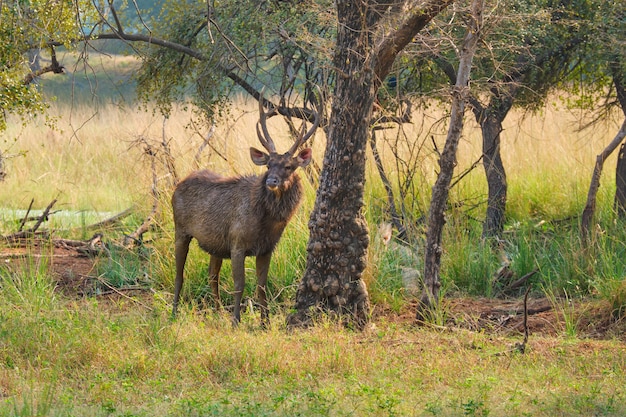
208 256 223 309
172 233 192 318
256 253 271 329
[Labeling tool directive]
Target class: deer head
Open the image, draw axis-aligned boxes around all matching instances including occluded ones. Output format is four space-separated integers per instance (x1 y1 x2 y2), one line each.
250 91 320 191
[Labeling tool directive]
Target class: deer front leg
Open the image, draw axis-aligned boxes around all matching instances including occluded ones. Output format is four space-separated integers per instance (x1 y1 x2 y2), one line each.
231 249 246 326
208 256 223 310
172 234 192 318
256 253 271 328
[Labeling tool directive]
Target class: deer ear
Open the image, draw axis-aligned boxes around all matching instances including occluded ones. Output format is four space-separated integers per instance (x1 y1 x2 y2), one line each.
296 148 312 167
250 147 269 166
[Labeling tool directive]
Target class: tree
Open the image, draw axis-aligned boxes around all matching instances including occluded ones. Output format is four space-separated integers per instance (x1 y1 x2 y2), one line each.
0 0 98 130
420 0 483 316
287 0 453 328
578 0 626 241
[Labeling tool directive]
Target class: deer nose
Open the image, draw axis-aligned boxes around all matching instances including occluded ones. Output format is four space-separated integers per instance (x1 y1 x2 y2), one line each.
266 176 280 189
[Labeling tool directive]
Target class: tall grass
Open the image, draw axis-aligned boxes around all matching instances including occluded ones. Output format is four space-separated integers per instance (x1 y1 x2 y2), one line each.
1 53 624 309
2 57 626 414
2 87 625 307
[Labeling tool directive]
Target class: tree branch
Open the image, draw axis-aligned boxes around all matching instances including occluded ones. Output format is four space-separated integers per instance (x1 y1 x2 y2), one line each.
374 0 454 81
23 46 64 85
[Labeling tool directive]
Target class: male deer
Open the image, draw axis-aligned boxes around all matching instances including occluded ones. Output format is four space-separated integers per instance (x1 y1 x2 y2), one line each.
171 95 319 326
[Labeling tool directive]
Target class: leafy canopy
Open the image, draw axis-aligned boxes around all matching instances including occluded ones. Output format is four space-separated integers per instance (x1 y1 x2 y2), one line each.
0 0 97 130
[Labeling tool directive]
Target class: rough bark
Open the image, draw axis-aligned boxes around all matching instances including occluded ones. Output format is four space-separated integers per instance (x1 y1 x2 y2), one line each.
288 0 453 329
419 0 484 317
287 1 376 329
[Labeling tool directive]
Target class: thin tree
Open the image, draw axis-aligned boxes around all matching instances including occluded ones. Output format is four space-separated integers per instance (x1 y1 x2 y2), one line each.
579 0 626 241
419 0 483 317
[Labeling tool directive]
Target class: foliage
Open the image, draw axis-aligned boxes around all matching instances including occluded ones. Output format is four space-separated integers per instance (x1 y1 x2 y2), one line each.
133 0 335 123
0 0 98 130
382 0 599 111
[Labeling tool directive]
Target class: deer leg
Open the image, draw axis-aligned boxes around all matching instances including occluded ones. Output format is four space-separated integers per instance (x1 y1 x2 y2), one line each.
256 253 271 329
172 234 192 318
231 250 246 326
208 256 223 309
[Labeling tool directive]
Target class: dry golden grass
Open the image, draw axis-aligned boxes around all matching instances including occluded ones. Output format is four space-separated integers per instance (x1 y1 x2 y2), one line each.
2 93 619 212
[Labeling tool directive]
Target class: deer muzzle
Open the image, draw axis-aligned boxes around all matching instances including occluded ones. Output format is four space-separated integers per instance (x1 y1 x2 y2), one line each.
266 176 281 190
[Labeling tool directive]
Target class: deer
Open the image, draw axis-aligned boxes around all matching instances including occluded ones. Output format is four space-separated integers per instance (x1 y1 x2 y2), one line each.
171 93 320 327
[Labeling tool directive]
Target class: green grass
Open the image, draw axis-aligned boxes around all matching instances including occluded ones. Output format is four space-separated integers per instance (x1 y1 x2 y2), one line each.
0 266 625 416
2 53 626 415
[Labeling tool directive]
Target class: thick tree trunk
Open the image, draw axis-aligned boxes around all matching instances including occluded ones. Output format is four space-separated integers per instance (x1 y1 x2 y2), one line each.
481 112 508 238
419 0 483 317
288 0 453 328
287 1 376 329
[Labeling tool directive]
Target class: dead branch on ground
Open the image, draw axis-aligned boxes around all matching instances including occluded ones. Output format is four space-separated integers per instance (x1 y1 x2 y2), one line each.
54 233 110 257
2 199 57 242
84 208 134 231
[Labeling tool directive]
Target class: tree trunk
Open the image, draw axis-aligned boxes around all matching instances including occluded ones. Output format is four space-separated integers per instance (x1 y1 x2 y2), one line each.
611 61 626 218
370 129 407 240
288 0 453 329
615 143 626 218
287 1 376 329
581 118 626 243
481 111 508 238
419 0 483 317
0 150 5 181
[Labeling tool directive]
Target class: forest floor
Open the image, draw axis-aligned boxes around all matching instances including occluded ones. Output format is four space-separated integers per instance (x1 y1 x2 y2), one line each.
2 238 625 343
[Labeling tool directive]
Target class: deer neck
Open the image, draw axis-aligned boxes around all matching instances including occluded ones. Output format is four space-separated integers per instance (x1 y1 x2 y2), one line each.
256 173 303 221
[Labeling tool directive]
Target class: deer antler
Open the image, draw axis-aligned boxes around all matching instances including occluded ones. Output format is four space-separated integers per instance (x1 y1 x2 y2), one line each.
256 90 277 153
287 95 321 155
257 88 322 155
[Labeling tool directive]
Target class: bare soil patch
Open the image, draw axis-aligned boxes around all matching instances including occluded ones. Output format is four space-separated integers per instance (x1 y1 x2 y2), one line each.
1 239 624 341
1 239 99 295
